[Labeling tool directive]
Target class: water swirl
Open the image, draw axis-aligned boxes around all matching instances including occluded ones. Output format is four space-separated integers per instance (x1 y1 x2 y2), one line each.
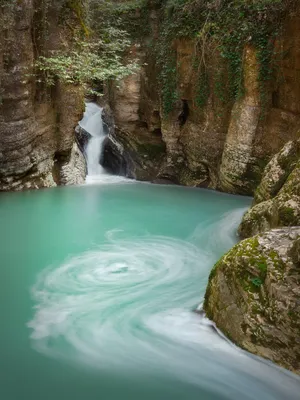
28 236 205 366
27 209 300 399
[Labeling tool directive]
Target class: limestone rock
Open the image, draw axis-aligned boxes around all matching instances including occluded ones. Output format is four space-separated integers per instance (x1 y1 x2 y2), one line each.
204 227 300 374
254 139 300 204
239 139 300 238
0 1 86 191
55 143 86 186
103 128 166 181
104 10 300 193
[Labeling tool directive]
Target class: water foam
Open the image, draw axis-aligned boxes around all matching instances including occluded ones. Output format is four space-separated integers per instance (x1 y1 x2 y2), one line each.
28 236 203 361
79 102 107 177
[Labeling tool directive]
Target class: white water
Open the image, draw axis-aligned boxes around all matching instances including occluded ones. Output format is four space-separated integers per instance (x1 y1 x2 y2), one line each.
79 102 106 178
79 102 129 184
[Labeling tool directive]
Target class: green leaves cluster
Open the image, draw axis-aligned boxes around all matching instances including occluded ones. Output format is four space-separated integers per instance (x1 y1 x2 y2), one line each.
35 28 138 90
89 0 149 39
33 2 139 92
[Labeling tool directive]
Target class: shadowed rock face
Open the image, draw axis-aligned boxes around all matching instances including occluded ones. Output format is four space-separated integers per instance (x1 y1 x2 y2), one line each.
0 1 86 191
204 227 300 375
102 126 166 181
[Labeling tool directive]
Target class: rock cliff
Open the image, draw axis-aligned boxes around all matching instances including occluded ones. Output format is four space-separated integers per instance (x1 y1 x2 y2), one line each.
0 0 86 191
239 137 300 238
2 1 300 193
103 2 300 195
204 137 300 374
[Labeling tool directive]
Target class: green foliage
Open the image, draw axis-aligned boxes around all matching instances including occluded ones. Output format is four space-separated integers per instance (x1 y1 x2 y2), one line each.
156 43 178 115
33 1 139 92
34 31 138 90
89 0 149 39
251 277 263 288
25 0 298 110
154 0 297 114
196 69 210 108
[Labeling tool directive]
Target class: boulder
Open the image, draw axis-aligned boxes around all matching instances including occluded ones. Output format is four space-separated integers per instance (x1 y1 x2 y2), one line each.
204 227 300 374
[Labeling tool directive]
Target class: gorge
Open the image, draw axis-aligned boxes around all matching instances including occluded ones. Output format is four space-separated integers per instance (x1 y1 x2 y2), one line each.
0 1 300 399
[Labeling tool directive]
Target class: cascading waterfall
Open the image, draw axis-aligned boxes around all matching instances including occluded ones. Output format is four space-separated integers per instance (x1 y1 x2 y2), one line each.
78 102 128 184
79 102 106 179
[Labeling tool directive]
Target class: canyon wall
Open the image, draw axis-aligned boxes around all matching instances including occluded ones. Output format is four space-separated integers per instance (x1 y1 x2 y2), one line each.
204 138 300 373
0 0 86 191
101 3 300 373
104 4 300 195
1 1 300 194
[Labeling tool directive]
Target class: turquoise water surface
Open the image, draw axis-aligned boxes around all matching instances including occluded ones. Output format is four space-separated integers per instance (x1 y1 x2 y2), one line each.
1 182 299 400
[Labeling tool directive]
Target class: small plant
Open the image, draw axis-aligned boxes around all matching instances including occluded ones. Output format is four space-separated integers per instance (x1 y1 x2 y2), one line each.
251 277 263 288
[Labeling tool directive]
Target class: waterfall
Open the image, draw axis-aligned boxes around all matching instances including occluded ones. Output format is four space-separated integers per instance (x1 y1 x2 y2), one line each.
79 102 106 178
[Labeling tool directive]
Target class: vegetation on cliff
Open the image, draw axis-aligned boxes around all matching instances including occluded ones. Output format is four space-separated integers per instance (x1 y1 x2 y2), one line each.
153 0 298 114
2 0 295 108
27 0 139 93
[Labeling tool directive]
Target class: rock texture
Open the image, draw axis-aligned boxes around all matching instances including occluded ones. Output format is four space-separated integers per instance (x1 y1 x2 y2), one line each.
103 60 166 181
53 142 86 186
0 1 86 191
104 7 300 194
239 138 300 238
205 138 300 374
204 227 300 374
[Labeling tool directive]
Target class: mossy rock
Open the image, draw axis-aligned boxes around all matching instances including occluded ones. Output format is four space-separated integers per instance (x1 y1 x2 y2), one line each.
239 139 300 238
204 227 300 375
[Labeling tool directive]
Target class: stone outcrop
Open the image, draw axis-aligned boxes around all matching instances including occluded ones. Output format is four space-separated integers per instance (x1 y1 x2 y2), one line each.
205 138 300 374
53 142 86 186
2 2 300 193
0 0 86 191
103 59 166 181
103 6 300 194
239 138 300 238
204 227 300 374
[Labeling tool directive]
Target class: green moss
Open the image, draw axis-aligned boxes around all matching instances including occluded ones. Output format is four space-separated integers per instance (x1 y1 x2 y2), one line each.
279 206 296 225
268 249 285 270
65 0 90 36
207 256 225 281
208 236 275 296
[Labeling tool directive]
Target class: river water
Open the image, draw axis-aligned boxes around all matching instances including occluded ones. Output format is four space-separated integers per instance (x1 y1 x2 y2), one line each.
1 182 299 399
